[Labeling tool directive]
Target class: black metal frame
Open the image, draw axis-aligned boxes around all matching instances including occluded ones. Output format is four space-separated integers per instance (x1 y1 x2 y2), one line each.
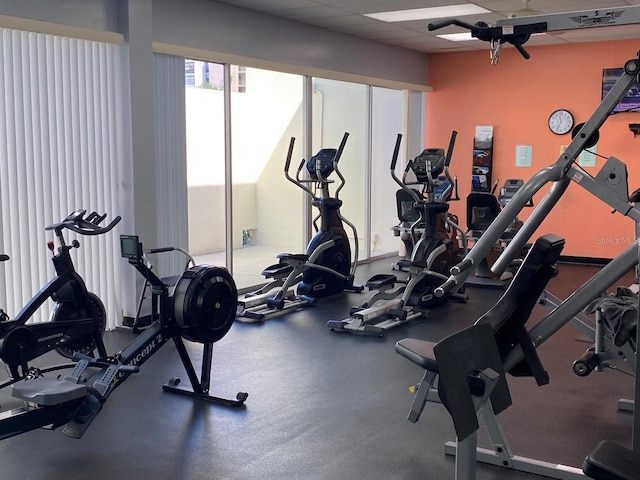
0 234 246 441
0 210 117 379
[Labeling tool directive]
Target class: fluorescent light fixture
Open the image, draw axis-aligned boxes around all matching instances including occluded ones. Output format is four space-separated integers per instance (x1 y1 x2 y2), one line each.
436 32 475 42
364 4 490 23
437 32 545 42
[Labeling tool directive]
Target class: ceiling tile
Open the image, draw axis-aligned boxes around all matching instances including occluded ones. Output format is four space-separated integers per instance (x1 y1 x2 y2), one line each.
212 1 640 54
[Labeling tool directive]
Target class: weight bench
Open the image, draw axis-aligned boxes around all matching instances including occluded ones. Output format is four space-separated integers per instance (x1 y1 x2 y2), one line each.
396 233 579 480
583 441 640 480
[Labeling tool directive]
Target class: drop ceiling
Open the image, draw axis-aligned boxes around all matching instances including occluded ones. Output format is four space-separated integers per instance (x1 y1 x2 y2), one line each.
214 0 640 54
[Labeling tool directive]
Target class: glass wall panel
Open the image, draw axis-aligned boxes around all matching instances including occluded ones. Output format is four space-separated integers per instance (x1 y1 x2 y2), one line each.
311 78 367 261
185 59 227 266
371 87 405 258
230 68 304 289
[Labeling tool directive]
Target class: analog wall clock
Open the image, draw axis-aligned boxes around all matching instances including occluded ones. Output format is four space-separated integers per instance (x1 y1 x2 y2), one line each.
548 109 574 135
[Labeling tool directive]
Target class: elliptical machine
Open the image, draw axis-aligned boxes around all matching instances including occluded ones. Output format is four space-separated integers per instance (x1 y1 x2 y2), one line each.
328 132 467 335
237 133 362 321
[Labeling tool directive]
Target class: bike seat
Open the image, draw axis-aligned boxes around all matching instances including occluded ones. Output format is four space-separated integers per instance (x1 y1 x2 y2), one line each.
11 376 87 406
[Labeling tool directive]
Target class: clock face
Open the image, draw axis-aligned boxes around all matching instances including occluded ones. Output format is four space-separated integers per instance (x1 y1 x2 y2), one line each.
548 109 574 135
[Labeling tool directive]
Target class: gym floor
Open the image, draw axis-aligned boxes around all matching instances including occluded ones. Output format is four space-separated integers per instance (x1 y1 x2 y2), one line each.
0 258 635 480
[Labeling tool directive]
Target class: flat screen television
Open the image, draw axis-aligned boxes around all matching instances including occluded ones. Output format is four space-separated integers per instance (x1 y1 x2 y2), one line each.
602 67 640 113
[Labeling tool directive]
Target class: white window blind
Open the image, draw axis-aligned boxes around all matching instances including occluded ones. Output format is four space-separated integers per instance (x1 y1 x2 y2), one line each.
0 28 125 329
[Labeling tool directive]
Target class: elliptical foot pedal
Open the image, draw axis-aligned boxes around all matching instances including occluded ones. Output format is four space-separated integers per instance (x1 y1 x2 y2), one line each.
365 274 397 290
261 263 294 278
387 308 408 321
327 319 346 331
266 298 285 310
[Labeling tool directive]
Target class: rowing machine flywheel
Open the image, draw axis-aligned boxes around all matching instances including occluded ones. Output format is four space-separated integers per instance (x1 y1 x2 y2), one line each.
173 265 238 343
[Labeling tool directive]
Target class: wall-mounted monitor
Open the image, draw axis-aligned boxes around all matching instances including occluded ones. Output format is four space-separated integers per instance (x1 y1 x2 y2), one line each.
602 68 640 113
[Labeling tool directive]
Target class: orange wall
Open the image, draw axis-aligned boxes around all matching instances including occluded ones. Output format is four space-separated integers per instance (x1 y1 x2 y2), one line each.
426 40 640 258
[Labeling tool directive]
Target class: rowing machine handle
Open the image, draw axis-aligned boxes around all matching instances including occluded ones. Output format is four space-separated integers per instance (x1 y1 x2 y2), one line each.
334 132 350 164
148 247 175 254
284 137 296 173
390 133 403 170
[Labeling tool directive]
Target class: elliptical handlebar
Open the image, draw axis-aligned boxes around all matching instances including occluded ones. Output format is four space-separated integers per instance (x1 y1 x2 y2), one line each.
390 134 421 203
284 137 316 198
444 130 457 167
283 137 296 174
334 131 349 165
333 131 350 200
390 133 403 171
45 209 121 236
439 131 458 201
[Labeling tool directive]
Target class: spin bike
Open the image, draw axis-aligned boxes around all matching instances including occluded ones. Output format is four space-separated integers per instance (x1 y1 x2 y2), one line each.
328 132 467 335
0 210 117 382
237 133 362 321
0 234 246 441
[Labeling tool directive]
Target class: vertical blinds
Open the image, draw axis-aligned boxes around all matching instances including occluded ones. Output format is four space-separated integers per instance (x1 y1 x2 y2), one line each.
0 28 125 329
153 53 189 277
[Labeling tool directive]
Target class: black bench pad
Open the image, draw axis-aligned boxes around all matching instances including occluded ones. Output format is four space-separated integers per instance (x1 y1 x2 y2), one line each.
583 441 640 480
395 338 438 372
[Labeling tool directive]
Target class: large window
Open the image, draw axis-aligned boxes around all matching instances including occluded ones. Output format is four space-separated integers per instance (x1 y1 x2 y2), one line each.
184 59 420 291
185 60 227 266
230 68 304 289
311 79 367 261
371 87 405 258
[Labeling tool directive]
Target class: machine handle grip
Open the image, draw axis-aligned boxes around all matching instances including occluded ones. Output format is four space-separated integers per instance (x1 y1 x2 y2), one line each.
334 132 350 164
284 137 296 173
452 176 460 201
434 278 456 298
428 18 475 32
515 44 531 60
390 133 403 170
119 365 140 373
148 247 175 254
451 258 473 275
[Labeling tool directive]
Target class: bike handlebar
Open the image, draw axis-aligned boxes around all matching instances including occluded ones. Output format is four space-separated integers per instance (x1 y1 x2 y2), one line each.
46 209 121 236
